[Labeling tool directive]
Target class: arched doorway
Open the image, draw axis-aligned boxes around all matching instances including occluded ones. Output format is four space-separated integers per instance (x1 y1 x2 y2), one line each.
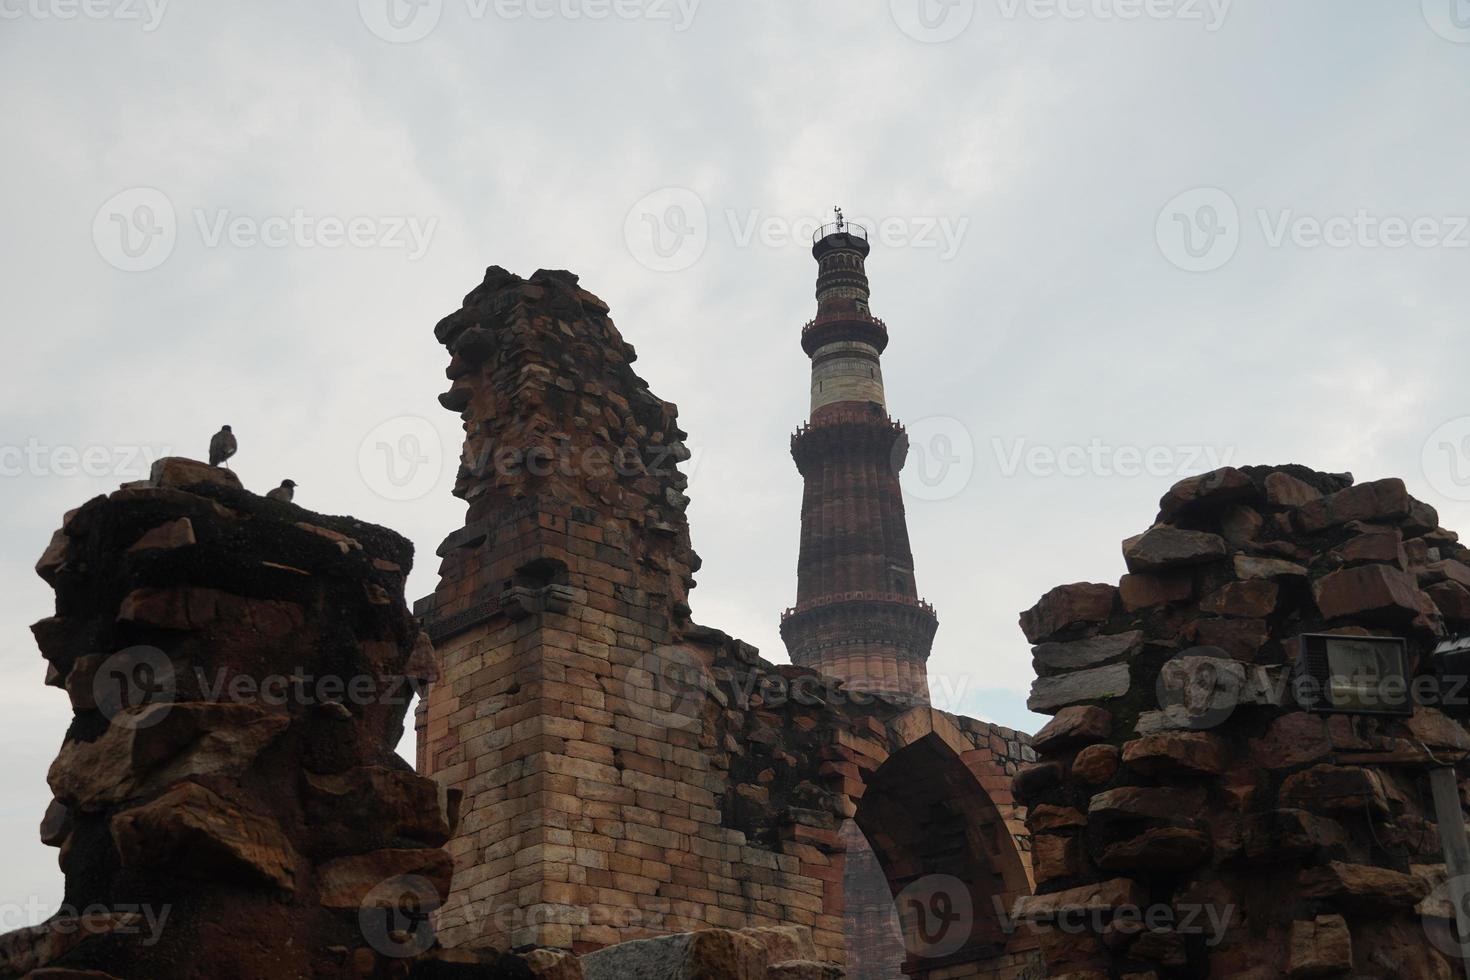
843 722 1038 979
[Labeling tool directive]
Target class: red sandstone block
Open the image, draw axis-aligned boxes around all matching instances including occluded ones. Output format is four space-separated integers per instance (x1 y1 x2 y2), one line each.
780 824 838 848
780 843 830 865
799 861 843 883
977 773 1013 794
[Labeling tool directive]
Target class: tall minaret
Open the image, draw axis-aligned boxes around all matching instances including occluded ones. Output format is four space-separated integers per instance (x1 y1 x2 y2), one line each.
780 210 938 705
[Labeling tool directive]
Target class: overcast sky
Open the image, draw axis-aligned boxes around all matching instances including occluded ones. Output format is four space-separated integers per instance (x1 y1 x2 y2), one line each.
4 0 1470 927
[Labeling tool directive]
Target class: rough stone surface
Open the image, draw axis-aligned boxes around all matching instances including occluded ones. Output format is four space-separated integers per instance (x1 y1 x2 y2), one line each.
1021 583 1118 643
1158 467 1255 520
147 456 243 492
1313 564 1426 620
1096 827 1211 872
1032 705 1113 753
1280 765 1389 815
1233 554 1308 580
1020 465 1470 979
1069 744 1119 784
1123 527 1227 572
1013 878 1143 920
1265 471 1323 508
109 781 298 891
1118 572 1192 611
1299 862 1429 907
126 517 196 552
1248 713 1333 770
1200 579 1279 618
0 463 503 979
1287 915 1352 977
579 930 769 980
522 949 585 979
1028 664 1132 714
1296 478 1411 532
1120 732 1226 776
1032 631 1142 673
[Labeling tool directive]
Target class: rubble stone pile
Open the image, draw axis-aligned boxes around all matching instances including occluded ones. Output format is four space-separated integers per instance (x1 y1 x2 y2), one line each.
2 458 508 979
1017 465 1470 979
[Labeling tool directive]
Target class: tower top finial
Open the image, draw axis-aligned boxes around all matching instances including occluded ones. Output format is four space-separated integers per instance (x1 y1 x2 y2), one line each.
811 208 869 253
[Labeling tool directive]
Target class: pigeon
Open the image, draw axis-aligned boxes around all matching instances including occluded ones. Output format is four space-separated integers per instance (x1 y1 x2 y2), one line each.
209 425 237 467
265 479 296 503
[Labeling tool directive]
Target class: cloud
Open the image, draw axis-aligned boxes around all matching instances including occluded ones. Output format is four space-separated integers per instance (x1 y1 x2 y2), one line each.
3 0 1469 922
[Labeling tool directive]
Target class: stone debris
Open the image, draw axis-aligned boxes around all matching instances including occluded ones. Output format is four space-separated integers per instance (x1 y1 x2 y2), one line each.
1018 464 1470 978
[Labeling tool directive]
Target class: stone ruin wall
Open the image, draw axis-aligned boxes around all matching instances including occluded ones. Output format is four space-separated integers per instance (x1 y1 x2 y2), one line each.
0 265 1044 980
1015 465 1470 979
3 458 477 979
414 267 1041 978
0 454 867 979
32 265 1470 979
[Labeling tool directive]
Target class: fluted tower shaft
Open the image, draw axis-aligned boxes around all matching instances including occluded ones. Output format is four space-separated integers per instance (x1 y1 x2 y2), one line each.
781 220 937 705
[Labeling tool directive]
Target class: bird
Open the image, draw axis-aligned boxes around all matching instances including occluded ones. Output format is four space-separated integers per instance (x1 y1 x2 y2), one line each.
265 479 296 503
209 425 237 467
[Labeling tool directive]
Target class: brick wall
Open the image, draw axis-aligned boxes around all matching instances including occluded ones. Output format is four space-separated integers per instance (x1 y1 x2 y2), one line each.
414 266 1040 977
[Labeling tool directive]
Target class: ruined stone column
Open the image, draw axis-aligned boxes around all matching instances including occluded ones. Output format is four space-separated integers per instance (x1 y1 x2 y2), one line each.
1015 465 1470 979
5 458 458 980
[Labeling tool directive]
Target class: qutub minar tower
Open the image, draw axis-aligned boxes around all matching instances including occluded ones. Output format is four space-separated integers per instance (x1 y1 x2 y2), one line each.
781 210 939 706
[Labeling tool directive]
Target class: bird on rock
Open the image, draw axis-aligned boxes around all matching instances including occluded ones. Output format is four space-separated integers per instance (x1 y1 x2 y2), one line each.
209 425 237 467
266 479 296 503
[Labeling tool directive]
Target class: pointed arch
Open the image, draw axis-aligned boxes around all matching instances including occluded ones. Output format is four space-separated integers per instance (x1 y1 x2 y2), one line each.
837 711 1038 979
